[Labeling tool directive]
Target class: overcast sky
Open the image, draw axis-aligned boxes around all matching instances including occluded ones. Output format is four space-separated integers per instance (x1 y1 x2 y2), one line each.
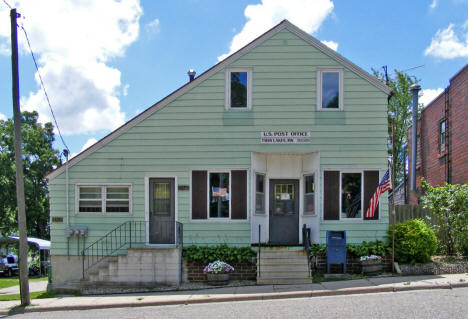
0 0 467 156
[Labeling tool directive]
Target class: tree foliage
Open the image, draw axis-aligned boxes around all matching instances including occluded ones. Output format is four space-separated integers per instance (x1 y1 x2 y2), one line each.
0 111 60 239
373 70 422 186
421 179 468 256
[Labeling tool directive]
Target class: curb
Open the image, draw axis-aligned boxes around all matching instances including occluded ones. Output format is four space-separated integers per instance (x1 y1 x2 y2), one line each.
6 281 468 314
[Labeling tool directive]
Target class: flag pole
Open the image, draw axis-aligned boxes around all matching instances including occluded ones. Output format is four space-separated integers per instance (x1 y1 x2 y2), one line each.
391 118 396 273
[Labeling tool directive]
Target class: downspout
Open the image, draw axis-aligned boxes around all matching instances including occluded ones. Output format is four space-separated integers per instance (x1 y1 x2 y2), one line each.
410 84 421 191
63 149 70 257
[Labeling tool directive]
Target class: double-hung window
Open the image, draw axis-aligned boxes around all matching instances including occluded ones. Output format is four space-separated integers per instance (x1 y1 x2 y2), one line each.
191 170 248 220
209 172 230 218
255 173 265 214
304 174 315 215
77 184 131 214
225 68 252 110
317 68 343 110
439 119 446 153
323 170 380 221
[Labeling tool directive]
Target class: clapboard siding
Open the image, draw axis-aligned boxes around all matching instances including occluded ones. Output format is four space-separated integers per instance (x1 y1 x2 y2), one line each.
49 28 388 255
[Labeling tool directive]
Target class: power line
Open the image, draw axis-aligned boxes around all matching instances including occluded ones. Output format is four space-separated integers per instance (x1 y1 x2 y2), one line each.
2 2 70 153
19 23 70 153
2 0 12 9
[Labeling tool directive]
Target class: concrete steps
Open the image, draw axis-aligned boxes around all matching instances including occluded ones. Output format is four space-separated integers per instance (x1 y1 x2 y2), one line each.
257 247 311 285
80 248 182 291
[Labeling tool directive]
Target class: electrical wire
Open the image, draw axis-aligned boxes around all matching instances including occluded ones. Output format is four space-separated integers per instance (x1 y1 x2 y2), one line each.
19 23 70 153
2 0 12 9
2 1 70 154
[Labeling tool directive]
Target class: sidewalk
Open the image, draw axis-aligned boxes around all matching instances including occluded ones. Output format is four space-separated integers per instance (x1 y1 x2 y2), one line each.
2 273 467 315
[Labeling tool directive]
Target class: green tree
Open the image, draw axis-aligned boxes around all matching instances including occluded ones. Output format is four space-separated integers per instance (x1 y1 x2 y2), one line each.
421 179 468 256
373 70 422 187
0 111 60 239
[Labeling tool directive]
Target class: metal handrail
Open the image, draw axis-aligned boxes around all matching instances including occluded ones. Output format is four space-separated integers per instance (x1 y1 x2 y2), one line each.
302 224 312 277
81 220 183 279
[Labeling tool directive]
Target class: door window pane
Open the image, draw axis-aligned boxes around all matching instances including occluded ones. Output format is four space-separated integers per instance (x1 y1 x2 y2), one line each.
304 175 315 215
322 72 339 108
209 173 230 218
230 72 248 108
273 183 295 215
256 174 265 214
153 182 171 216
341 173 362 218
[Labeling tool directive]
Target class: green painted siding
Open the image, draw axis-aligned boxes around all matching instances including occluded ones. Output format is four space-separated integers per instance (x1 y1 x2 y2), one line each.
49 28 388 255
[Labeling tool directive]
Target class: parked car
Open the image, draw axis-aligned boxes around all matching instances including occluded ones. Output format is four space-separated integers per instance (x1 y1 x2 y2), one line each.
0 255 18 277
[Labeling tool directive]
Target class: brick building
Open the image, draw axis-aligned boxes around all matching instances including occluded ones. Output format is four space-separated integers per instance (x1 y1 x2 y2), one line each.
408 64 468 205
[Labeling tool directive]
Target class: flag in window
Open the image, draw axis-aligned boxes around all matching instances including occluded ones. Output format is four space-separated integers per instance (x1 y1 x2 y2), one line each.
212 187 227 198
365 169 392 218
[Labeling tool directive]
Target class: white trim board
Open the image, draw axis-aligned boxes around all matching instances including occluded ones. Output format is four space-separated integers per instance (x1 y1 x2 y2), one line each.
47 19 391 181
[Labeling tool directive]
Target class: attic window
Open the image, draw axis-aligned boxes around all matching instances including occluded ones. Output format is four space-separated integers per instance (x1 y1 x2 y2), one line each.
225 68 252 110
317 68 343 110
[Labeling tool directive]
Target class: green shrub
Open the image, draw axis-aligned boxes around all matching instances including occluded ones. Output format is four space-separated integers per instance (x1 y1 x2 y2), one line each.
346 240 391 258
389 219 437 263
182 244 256 265
421 180 468 256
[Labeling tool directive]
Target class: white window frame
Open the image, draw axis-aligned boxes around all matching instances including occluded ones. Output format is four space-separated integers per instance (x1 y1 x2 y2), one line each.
255 173 266 215
339 171 364 221
321 169 383 222
75 183 132 216
316 67 344 111
303 173 316 216
225 67 253 110
207 171 232 220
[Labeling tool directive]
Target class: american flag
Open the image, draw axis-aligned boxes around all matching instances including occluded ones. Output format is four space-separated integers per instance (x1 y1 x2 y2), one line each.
365 169 392 218
212 187 227 198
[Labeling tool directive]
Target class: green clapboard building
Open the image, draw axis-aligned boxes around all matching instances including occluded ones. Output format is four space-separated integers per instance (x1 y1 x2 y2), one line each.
47 20 391 288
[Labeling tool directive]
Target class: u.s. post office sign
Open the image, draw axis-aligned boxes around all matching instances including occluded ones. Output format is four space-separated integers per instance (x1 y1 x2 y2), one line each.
261 131 311 144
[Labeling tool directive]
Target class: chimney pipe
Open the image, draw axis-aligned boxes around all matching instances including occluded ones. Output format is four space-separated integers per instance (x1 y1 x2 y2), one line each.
187 69 196 82
410 83 421 191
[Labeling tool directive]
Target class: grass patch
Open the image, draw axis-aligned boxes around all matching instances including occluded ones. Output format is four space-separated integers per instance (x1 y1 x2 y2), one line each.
0 276 48 289
0 278 19 289
0 290 55 301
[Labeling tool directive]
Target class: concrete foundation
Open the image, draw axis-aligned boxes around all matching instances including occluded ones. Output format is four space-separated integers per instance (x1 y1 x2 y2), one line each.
51 247 182 289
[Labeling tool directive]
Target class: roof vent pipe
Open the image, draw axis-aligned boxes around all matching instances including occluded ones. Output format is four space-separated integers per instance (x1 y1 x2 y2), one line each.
188 69 196 82
410 83 421 191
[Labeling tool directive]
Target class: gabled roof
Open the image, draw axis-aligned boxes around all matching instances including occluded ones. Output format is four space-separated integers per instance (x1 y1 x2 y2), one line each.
47 19 391 180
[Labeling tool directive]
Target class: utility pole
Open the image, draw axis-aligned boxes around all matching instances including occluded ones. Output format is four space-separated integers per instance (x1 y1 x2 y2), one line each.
10 8 30 306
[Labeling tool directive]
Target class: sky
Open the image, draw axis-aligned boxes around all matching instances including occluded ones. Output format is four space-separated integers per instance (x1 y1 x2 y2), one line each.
0 0 467 158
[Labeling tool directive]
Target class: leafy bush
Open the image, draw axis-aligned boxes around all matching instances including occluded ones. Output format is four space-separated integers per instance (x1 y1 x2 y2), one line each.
421 179 468 256
346 240 391 258
309 244 326 256
389 219 437 263
182 244 255 264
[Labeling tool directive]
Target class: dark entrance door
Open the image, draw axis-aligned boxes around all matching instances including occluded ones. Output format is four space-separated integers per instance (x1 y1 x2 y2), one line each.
269 179 299 245
149 178 175 244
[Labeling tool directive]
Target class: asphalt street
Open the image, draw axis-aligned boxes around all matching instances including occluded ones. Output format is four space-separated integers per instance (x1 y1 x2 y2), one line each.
8 287 468 319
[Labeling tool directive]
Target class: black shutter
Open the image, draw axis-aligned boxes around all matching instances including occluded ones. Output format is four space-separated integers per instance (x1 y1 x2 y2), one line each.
364 171 380 220
231 170 247 219
324 171 339 220
192 170 207 219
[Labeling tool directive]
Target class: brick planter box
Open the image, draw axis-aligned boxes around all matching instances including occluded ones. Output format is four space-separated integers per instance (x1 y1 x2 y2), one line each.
313 253 392 274
184 259 257 283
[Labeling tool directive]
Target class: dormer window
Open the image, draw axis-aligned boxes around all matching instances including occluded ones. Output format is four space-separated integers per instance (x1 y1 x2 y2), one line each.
317 68 344 110
225 68 252 110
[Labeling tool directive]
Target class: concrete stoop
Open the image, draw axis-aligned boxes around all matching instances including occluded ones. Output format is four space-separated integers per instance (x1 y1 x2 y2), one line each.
257 248 312 285
77 247 182 292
